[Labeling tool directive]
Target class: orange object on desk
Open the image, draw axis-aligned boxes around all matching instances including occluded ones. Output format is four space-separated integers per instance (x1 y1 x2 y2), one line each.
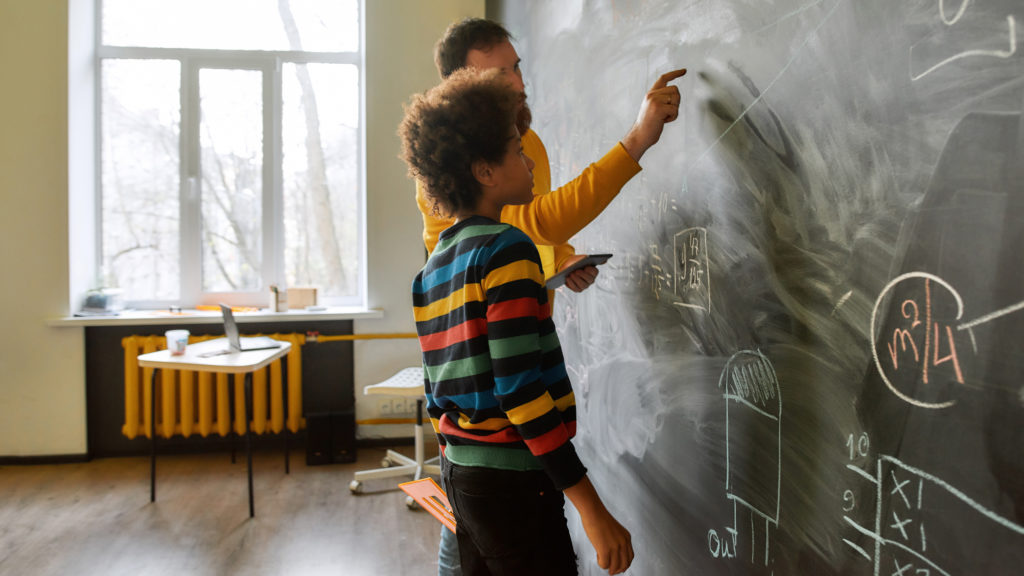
195 305 260 313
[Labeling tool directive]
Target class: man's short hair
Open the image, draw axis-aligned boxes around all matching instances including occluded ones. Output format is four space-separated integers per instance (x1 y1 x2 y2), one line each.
399 68 521 217
434 18 513 79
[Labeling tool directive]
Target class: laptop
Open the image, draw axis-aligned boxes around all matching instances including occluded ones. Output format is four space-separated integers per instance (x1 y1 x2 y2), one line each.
198 304 283 357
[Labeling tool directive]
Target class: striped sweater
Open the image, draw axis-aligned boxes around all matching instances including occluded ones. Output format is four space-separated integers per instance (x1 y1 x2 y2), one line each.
412 216 586 490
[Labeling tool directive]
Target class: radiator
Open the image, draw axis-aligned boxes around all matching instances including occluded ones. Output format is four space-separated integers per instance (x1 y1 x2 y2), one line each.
121 334 306 440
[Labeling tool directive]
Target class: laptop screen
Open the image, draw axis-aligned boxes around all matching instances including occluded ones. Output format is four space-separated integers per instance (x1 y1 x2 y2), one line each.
220 304 242 351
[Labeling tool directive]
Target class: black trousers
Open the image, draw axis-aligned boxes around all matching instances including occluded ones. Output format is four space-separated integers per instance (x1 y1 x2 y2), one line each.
442 459 578 576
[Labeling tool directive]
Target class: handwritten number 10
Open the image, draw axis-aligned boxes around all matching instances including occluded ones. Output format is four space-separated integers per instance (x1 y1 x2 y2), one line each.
847 432 870 461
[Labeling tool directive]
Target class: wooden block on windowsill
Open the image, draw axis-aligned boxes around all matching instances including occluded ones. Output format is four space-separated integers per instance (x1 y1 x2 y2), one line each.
288 287 318 309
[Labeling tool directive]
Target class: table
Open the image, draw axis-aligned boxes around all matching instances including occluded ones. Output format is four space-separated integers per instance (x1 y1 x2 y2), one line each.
137 338 292 518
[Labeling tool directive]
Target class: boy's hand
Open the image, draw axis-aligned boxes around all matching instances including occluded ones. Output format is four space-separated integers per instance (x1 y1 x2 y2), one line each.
580 508 634 574
560 254 599 293
563 475 635 574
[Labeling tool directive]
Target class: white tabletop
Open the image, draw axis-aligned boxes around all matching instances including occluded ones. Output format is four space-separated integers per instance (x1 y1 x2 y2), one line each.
137 339 292 374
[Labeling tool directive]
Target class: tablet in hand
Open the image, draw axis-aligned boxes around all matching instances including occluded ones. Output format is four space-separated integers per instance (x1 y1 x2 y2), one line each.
545 254 612 289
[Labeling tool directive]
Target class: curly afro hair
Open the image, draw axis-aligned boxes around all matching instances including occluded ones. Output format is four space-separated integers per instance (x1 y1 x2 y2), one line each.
398 67 521 218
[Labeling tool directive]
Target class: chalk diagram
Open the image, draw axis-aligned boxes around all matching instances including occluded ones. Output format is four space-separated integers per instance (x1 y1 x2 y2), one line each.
673 227 712 312
870 272 1024 409
707 350 781 568
611 226 712 309
909 0 1017 82
841 436 1024 575
856 271 1024 574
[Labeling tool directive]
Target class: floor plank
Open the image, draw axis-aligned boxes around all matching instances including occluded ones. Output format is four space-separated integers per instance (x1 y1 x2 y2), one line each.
0 446 442 576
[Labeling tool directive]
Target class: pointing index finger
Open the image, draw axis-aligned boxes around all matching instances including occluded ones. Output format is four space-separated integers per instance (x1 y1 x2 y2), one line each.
652 68 688 89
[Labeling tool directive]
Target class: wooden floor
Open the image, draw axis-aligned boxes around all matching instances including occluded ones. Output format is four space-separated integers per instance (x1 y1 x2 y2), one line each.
0 446 442 576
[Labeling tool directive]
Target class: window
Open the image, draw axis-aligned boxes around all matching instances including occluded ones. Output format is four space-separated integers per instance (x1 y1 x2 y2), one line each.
96 0 364 307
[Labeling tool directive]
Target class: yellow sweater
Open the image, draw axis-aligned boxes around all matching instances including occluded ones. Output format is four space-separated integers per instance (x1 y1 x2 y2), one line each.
416 129 641 282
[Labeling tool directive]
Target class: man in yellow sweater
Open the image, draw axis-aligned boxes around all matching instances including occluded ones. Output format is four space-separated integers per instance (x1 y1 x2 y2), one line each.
418 17 686 576
417 18 685 295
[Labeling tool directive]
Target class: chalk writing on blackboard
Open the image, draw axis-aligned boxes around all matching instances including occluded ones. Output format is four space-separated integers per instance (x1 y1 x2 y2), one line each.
707 350 781 566
872 272 1024 410
832 290 854 317
842 434 1024 576
673 227 711 312
956 300 1024 334
871 272 964 409
649 244 670 301
910 1 1017 81
940 0 971 24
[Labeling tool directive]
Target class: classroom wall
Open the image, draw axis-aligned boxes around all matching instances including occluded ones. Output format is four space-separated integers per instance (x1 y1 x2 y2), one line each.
0 0 84 457
355 0 484 437
0 0 483 456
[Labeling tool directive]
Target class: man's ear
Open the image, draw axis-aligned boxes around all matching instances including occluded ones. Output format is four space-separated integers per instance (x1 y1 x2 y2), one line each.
471 159 495 188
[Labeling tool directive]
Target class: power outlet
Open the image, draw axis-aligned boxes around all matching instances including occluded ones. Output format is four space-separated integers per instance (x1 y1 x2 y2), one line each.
393 398 414 417
380 398 393 416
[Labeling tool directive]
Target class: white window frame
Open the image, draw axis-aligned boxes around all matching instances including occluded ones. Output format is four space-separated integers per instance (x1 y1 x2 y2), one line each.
84 0 366 310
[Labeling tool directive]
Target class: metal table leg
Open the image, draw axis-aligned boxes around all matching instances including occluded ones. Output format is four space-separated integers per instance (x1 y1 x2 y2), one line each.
245 371 254 518
282 355 290 474
229 377 237 464
150 368 158 502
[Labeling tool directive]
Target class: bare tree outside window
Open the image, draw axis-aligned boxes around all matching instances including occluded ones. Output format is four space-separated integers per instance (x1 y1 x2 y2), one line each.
98 0 362 306
101 59 180 301
279 0 359 298
199 68 264 293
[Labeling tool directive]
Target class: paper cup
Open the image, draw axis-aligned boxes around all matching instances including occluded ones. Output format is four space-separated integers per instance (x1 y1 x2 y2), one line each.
165 329 190 355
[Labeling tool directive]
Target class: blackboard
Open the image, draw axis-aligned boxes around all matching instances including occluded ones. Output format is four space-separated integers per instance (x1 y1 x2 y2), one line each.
495 1 1024 574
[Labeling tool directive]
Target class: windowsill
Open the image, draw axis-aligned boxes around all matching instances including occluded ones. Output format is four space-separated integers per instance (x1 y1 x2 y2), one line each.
49 306 384 327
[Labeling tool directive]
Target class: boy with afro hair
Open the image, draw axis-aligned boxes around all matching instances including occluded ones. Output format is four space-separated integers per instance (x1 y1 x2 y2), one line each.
399 68 634 575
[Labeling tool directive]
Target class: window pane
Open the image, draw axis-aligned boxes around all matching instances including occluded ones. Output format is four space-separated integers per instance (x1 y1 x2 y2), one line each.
200 69 263 293
102 0 359 52
101 59 181 301
282 63 359 298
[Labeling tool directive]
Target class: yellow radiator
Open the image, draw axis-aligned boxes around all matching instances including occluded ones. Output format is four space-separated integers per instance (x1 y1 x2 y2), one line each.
121 333 306 440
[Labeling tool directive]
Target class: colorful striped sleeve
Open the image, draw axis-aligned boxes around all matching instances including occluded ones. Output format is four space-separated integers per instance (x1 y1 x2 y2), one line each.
481 228 586 490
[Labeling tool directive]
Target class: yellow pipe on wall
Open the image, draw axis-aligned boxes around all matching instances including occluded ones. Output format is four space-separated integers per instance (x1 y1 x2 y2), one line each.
313 333 417 342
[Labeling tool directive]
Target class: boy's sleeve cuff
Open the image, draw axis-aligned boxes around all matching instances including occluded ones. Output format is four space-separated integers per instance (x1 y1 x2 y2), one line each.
540 442 588 491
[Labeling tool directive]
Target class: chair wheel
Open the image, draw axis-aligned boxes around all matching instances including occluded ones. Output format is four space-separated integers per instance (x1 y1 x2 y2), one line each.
405 496 418 510
380 458 392 468
349 480 363 494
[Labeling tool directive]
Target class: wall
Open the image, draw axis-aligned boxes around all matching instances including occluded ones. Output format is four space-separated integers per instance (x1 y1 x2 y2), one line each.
0 0 484 456
357 0 483 438
0 0 85 457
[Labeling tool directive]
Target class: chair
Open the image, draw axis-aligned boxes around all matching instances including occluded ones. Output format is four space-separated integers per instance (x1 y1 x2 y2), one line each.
349 367 441 508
